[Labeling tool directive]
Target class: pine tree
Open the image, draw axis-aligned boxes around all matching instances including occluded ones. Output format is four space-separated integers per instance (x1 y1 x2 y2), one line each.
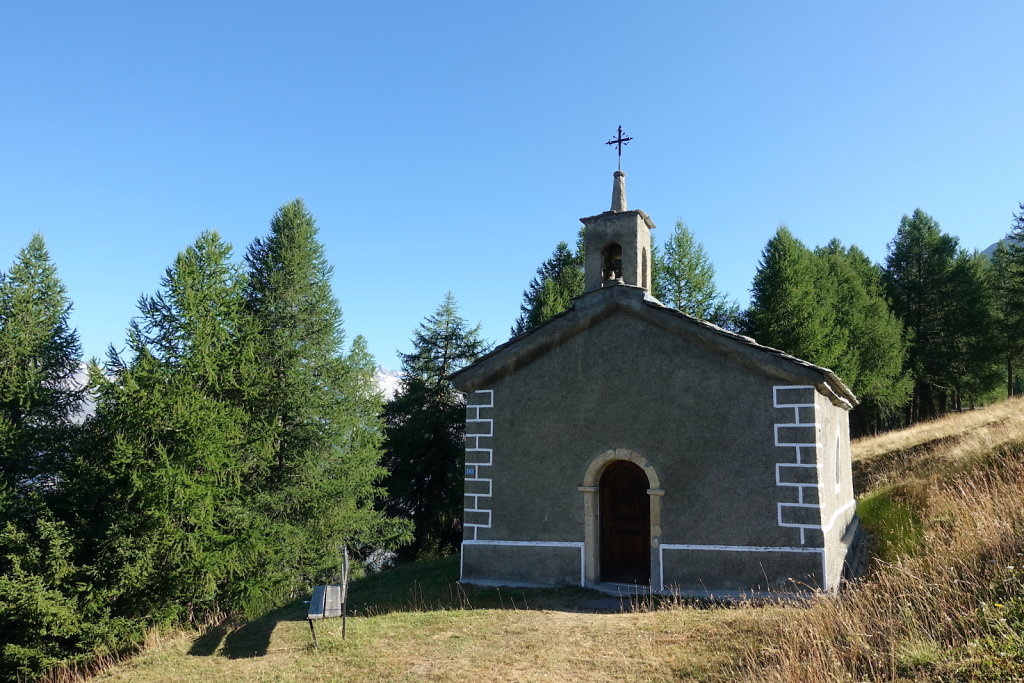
745 226 847 371
244 199 407 593
382 292 488 560
0 235 84 503
652 220 740 329
511 237 584 336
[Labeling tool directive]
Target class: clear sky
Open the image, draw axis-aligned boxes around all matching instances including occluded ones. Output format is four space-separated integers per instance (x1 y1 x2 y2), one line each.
2 2 1022 371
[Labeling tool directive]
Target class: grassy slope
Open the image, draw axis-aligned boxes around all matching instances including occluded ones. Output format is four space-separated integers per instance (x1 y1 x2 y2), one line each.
84 398 1024 682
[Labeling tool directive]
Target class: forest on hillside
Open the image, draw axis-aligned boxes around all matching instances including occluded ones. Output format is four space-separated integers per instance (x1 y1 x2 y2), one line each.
2 198 1023 680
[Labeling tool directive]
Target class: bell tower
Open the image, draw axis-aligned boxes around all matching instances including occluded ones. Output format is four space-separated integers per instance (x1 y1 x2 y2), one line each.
581 170 656 292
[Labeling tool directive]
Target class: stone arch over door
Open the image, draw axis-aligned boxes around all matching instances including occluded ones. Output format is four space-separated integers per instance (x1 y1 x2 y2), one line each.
578 449 664 588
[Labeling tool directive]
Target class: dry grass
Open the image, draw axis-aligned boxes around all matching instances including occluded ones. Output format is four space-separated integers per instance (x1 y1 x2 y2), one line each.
730 398 1024 681
853 396 1024 462
86 598 786 682
852 396 1024 495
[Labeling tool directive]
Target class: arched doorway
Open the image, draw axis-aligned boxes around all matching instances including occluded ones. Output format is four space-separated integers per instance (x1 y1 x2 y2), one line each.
599 460 651 584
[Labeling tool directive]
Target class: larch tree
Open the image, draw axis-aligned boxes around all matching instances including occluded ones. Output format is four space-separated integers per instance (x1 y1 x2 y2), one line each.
77 230 260 619
989 203 1024 396
652 220 740 329
884 209 999 420
243 199 408 595
815 240 911 433
382 292 488 560
745 226 847 372
943 250 1001 407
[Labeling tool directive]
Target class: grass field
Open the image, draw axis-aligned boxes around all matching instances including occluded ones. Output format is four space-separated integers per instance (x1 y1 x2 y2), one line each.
75 397 1024 682
86 557 786 682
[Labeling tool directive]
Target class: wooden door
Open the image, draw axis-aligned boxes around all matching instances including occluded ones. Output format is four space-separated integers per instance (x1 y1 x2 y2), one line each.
599 460 650 584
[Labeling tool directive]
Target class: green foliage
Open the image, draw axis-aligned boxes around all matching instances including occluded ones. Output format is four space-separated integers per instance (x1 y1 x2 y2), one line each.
745 226 847 371
0 501 143 682
747 229 912 433
815 240 911 432
0 238 115 682
382 293 488 561
78 230 262 620
0 234 84 501
884 209 1001 420
72 202 409 639
0 505 84 680
856 484 924 562
988 203 1024 397
511 237 584 336
652 220 740 329
244 200 411 596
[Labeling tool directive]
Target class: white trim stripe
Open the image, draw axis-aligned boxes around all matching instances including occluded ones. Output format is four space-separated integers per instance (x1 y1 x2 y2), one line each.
470 389 494 407
463 540 584 547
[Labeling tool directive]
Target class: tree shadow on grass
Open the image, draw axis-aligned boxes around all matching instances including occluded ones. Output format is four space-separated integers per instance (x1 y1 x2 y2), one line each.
185 602 307 659
187 623 230 656
347 555 619 617
347 555 731 617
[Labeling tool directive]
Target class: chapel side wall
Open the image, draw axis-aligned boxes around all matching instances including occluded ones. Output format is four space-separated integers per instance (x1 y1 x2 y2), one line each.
462 312 832 591
814 390 857 588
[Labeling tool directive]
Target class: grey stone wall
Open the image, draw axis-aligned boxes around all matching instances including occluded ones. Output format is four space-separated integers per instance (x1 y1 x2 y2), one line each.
459 306 857 592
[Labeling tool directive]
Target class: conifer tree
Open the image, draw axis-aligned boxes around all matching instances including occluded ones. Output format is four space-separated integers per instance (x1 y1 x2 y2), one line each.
511 237 584 336
79 230 259 618
745 226 847 371
382 292 488 560
989 203 1024 396
244 199 407 589
945 251 1001 407
0 236 91 680
0 235 84 502
815 240 911 432
884 209 999 420
652 220 740 329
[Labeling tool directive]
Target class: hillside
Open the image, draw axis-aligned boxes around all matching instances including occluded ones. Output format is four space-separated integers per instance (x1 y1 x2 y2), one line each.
74 398 1024 682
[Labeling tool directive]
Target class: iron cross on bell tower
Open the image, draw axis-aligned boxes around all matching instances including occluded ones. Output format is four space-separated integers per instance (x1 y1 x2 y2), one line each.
605 125 633 170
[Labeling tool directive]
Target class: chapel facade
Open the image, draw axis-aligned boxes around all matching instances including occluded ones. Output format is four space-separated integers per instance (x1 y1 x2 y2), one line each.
450 171 862 595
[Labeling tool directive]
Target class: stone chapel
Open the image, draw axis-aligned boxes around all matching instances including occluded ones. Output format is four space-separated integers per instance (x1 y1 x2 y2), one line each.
450 170 862 595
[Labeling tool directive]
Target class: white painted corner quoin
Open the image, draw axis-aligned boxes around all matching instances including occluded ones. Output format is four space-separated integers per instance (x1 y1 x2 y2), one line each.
773 385 822 546
463 389 494 541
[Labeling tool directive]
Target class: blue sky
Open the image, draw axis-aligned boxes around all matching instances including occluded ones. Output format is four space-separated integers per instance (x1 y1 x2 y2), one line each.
2 2 1022 370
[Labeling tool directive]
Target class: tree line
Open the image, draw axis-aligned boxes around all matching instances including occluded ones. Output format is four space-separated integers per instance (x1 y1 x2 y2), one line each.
3 198 1023 679
2 201 427 680
513 205 1024 433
